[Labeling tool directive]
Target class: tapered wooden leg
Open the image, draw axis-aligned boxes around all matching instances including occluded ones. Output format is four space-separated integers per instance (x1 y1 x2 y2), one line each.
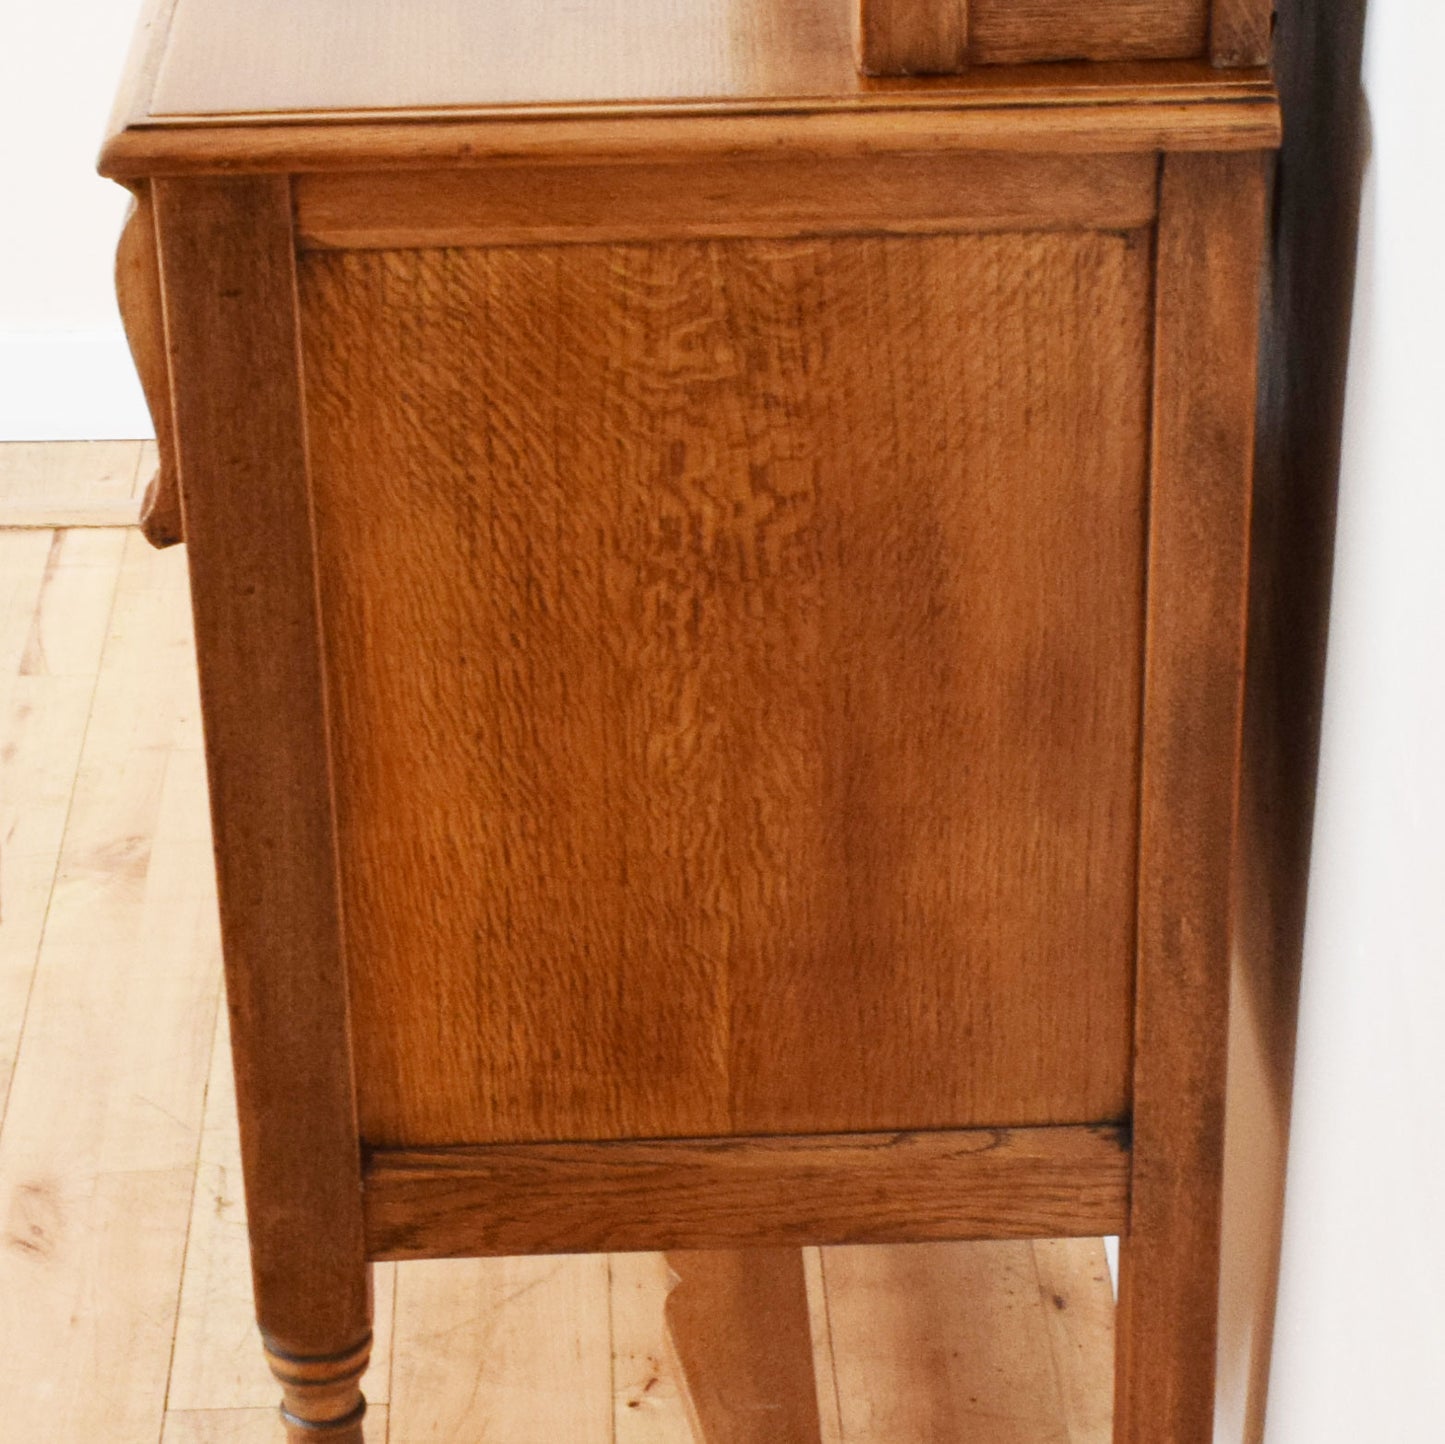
265 1333 372 1441
664 1249 824 1444
152 173 377 1444
1114 151 1270 1442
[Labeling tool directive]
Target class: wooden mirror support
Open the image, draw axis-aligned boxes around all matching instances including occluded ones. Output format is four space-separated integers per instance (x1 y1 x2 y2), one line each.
856 0 1275 74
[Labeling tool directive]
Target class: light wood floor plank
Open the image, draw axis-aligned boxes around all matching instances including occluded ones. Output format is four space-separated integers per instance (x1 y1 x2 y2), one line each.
388 1255 612 1444
611 1252 695 1443
0 443 147 527
0 441 146 505
0 675 91 1114
0 499 145 529
1 530 125 1132
803 1246 846 1444
823 1240 1071 1444
0 531 54 677
162 1404 389 1442
137 440 161 498
168 1003 397 1411
15 529 129 680
1033 1239 1116 1444
0 532 220 1442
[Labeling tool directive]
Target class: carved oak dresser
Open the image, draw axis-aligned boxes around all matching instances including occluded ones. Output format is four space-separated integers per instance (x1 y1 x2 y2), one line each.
103 1 1281 1439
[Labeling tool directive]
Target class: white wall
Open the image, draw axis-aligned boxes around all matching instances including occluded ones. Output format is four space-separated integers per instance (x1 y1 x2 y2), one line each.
0 0 151 438
1264 2 1445 1439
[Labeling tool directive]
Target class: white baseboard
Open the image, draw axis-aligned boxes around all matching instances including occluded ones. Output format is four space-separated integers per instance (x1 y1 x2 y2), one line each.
0 328 154 441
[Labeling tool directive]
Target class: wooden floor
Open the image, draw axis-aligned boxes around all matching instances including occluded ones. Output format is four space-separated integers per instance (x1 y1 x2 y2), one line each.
0 441 1115 1442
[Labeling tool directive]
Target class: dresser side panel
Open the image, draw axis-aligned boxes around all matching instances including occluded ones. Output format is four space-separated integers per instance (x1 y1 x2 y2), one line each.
299 227 1151 1147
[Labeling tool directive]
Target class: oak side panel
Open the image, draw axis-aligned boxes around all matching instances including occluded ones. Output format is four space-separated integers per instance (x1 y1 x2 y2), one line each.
1210 0 1274 67
857 0 969 75
299 228 1150 1148
151 177 369 1364
362 1126 1131 1260
1115 151 1268 1444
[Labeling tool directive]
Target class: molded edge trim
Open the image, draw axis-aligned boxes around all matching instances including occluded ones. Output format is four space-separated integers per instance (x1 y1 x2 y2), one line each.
100 83 1280 178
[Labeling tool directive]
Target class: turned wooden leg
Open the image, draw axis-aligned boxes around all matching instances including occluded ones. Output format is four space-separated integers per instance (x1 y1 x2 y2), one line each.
264 1332 372 1442
664 1249 823 1444
153 175 376 1444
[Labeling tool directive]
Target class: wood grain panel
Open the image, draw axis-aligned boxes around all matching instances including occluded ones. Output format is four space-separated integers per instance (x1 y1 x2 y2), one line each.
300 227 1151 1148
1114 151 1268 1444
295 152 1158 252
970 1 1207 66
1211 0 1275 66
363 1127 1131 1260
862 0 1211 74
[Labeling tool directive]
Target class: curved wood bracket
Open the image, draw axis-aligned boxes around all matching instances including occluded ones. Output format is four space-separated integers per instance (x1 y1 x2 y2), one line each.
116 182 184 547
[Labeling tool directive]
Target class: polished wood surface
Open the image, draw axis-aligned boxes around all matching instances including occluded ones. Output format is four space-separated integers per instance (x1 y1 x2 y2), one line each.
301 227 1148 1148
1114 149 1268 1444
0 492 1120 1441
143 0 1232 117
152 176 371 1440
133 0 1269 116
364 1127 1131 1260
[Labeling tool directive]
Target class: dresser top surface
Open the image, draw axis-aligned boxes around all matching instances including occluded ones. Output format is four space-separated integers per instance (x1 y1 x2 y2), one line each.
102 0 1278 176
144 0 859 119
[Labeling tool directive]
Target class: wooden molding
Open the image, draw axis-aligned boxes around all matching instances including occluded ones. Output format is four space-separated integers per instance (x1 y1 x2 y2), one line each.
295 151 1157 252
101 69 1281 179
362 1126 1130 1261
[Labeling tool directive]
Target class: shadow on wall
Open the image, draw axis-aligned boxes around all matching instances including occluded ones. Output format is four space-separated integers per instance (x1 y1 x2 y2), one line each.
1218 2 1371 1441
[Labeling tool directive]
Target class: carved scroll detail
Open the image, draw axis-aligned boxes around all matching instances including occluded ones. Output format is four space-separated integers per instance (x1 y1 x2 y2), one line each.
116 183 184 547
